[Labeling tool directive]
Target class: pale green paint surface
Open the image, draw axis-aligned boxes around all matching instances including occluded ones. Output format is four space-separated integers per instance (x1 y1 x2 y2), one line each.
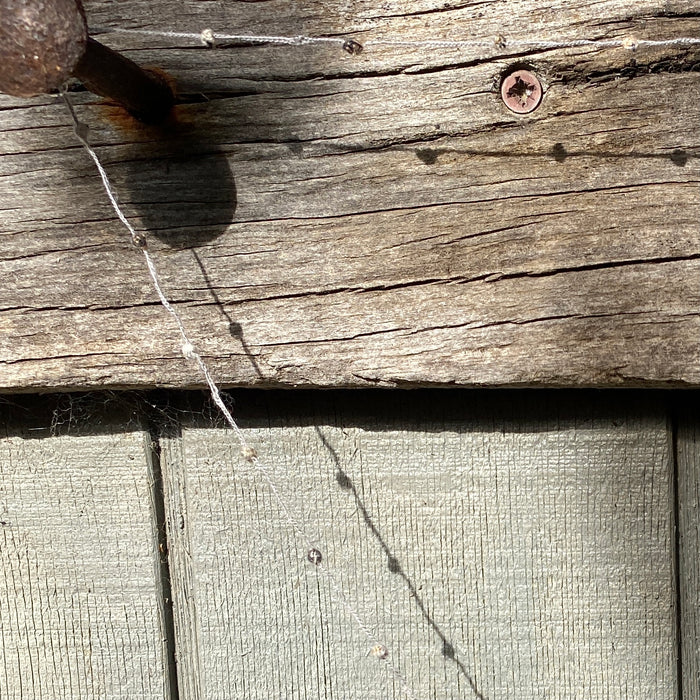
1 392 695 699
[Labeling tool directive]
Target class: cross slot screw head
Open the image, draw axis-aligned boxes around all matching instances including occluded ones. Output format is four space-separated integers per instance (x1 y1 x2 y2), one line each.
501 69 543 114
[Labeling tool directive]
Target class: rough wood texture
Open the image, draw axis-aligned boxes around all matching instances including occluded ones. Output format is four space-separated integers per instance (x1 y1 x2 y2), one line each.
0 396 169 699
678 400 700 700
0 1 698 390
161 391 677 699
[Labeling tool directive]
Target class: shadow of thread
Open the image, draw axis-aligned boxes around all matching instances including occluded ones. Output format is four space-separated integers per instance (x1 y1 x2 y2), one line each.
414 143 693 167
191 250 265 379
314 426 487 700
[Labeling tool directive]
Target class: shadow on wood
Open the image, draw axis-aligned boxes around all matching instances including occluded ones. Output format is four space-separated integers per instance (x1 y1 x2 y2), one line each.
88 102 239 248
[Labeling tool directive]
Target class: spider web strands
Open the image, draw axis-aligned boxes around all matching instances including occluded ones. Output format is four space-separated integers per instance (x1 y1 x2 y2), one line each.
60 90 419 700
92 26 700 52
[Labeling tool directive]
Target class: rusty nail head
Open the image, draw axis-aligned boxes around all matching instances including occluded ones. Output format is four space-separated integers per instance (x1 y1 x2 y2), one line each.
0 0 174 123
0 0 87 97
501 69 542 114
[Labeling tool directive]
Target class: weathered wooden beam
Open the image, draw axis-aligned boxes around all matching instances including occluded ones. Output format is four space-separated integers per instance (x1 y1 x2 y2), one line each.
0 1 698 390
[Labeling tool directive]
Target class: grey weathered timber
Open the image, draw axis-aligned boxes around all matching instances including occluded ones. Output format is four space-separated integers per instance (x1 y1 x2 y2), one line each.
0 1 698 391
0 396 169 700
678 401 700 700
160 391 678 699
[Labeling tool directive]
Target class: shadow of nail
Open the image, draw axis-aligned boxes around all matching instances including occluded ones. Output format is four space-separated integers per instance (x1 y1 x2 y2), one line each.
101 104 237 248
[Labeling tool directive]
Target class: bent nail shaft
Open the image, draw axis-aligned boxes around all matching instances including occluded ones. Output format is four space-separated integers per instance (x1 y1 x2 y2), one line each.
74 38 174 124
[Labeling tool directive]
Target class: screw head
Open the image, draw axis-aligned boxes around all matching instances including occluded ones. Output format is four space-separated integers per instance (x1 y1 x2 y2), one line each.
501 69 543 114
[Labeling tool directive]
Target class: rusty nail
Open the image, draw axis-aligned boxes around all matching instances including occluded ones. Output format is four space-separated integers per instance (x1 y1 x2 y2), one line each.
500 69 542 114
0 0 174 124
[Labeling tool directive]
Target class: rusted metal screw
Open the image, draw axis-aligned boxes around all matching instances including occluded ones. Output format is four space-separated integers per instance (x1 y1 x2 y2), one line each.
501 69 543 114
0 0 174 124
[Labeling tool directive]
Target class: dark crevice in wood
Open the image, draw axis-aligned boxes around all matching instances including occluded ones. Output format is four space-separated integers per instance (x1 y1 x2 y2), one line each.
492 252 700 282
0 104 53 113
0 242 116 264
211 276 457 306
176 91 261 104
565 51 700 86
647 10 700 19
670 403 683 700
366 0 493 20
145 421 181 700
212 261 665 307
0 301 164 315
407 309 681 336
218 179 698 228
257 324 413 347
302 125 524 156
0 351 129 367
180 64 421 83
172 49 540 86
400 49 554 76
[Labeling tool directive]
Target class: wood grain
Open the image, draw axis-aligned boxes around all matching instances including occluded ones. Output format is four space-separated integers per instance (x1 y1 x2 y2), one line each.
0 1 698 390
160 390 678 699
0 396 169 699
677 400 700 700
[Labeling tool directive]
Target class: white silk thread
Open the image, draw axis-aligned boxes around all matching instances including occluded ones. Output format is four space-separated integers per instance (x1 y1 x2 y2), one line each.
61 90 418 700
95 26 700 52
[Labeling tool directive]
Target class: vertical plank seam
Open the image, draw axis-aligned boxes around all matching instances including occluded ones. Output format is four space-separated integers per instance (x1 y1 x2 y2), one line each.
145 428 181 700
158 413 204 700
671 403 684 700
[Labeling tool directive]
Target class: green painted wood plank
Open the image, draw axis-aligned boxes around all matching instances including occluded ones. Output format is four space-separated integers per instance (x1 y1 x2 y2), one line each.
677 401 700 700
0 396 169 700
161 391 677 699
